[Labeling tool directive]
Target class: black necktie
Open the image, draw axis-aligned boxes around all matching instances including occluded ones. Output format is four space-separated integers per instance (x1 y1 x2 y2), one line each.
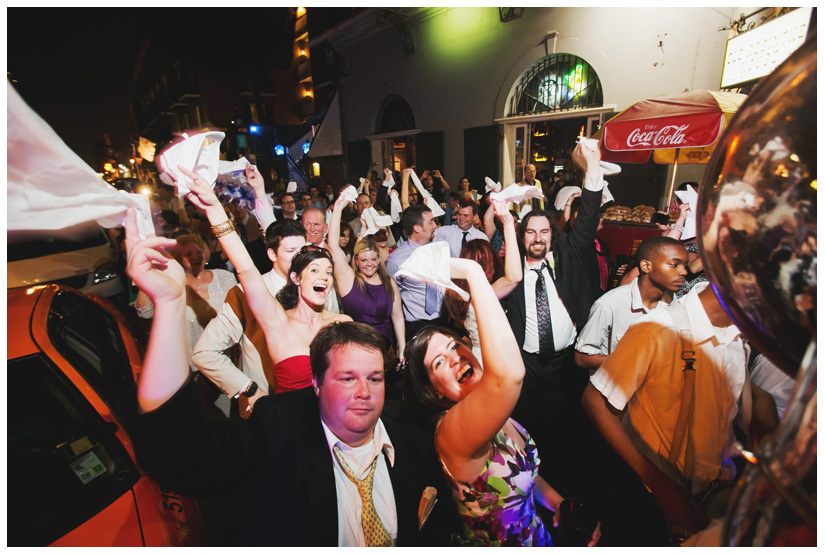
461 231 469 245
532 262 555 355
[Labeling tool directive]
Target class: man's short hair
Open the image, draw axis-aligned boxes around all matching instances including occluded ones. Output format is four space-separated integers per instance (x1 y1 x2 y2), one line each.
265 218 306 251
447 191 461 202
301 206 325 222
278 192 296 204
634 236 686 269
401 204 432 237
458 199 478 216
310 321 390 385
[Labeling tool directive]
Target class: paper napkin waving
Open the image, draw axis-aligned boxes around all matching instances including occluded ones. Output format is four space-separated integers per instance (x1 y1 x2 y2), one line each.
7 81 154 238
157 131 225 195
409 169 446 217
394 242 470 301
490 183 544 204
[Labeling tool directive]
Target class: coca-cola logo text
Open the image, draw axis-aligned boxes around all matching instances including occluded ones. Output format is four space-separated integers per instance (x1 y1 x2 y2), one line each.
627 124 689 148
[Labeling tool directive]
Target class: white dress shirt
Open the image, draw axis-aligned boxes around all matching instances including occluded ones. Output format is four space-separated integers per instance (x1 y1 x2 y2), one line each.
321 419 398 546
432 224 489 257
522 255 576 352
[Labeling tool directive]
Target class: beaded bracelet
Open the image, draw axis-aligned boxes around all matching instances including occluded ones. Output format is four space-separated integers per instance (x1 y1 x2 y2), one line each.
669 223 685 233
211 220 236 238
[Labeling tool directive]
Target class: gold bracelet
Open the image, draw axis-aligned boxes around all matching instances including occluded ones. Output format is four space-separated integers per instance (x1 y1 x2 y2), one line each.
211 220 236 238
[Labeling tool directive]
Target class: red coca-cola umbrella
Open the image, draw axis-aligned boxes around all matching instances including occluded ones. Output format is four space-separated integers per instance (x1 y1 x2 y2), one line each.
598 90 747 206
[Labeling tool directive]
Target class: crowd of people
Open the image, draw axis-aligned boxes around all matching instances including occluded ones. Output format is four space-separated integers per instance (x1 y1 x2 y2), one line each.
121 139 791 547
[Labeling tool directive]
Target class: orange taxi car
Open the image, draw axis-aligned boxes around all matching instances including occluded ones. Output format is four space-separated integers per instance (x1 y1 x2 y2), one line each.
7 284 204 546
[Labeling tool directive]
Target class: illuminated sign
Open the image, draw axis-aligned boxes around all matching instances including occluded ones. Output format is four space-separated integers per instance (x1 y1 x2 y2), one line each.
721 7 812 88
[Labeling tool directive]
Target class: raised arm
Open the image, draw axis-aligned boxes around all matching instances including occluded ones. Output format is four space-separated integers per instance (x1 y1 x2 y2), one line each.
489 200 522 299
482 201 497 239
436 258 524 481
123 208 188 412
400 167 412 210
246 163 276 233
327 193 357 295
177 166 286 334
390 279 406 362
433 169 450 193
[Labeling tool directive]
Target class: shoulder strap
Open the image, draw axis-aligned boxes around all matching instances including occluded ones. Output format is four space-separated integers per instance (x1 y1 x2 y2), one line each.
665 302 696 476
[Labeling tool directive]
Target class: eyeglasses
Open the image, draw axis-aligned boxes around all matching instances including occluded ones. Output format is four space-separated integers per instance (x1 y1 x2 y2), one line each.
281 199 295 205
299 244 332 258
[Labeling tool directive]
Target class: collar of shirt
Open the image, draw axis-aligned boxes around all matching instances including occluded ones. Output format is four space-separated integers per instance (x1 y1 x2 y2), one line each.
629 277 659 313
320 418 396 474
524 252 555 271
680 282 742 346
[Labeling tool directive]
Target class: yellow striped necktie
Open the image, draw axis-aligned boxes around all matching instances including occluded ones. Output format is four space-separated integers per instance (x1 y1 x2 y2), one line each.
333 445 393 547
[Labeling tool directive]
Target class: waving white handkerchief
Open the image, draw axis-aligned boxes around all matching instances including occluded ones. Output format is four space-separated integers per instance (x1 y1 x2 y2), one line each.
394 242 470 301
674 184 698 240
383 174 396 189
340 185 359 203
484 176 502 193
518 204 533 222
409 170 431 198
361 207 394 236
578 136 621 176
357 177 366 194
157 131 225 195
286 181 298 193
554 186 582 211
390 191 403 222
601 185 615 205
217 156 250 175
490 183 544 203
424 196 445 218
7 82 155 238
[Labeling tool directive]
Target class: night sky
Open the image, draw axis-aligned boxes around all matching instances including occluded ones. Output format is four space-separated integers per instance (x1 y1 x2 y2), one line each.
8 8 292 168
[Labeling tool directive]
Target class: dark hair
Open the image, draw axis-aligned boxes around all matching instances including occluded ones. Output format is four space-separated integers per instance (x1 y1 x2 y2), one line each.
310 321 390 385
278 192 296 204
445 239 502 322
401 326 466 426
517 209 559 255
265 219 306 251
401 204 432 237
447 191 461 202
275 248 334 310
458 198 479 216
338 221 355 257
634 236 687 270
373 228 388 242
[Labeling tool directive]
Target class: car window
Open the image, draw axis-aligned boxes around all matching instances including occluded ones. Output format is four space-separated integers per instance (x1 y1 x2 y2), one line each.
46 290 138 421
7 228 109 262
7 354 140 546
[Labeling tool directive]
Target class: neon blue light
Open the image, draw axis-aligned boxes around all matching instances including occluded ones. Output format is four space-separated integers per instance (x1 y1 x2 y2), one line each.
249 125 260 134
274 145 285 155
302 142 311 155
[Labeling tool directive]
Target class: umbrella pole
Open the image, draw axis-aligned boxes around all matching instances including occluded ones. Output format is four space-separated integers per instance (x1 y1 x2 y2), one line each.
664 148 680 213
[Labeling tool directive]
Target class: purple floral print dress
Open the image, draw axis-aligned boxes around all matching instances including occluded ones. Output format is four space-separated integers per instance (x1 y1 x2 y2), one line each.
436 418 553 546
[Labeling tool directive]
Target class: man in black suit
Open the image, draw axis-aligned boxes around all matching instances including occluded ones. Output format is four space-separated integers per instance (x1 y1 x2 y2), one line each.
501 141 605 494
122 206 454 546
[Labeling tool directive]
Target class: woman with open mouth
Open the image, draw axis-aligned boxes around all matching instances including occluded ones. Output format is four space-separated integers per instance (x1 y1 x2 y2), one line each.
327 192 406 362
402 257 598 546
179 165 351 399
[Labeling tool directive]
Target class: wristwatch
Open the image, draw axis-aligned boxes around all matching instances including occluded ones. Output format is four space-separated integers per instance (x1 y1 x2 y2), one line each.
235 381 259 399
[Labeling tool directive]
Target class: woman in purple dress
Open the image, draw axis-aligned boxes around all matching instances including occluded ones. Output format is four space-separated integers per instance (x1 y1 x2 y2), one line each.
328 192 406 358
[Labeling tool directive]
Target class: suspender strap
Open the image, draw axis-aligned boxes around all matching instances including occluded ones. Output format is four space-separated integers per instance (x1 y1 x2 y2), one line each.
666 303 696 478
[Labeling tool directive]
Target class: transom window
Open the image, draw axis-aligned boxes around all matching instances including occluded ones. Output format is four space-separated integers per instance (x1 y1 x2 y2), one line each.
508 54 603 116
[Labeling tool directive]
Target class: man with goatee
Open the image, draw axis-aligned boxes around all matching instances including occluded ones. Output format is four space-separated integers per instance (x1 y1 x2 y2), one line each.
501 140 608 495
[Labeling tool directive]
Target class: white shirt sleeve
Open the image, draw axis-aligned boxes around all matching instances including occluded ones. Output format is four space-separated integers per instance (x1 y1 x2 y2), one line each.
191 297 253 398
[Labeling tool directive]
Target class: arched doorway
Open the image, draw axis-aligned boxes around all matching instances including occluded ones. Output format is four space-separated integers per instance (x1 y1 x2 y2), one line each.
368 94 421 174
497 53 614 192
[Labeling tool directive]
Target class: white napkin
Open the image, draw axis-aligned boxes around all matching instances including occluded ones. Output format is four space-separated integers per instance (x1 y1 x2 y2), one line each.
554 186 582 211
578 136 621 176
7 82 154 238
394 242 470 301
389 191 403 222
601 185 615 205
340 185 358 203
409 170 446 217
490 183 544 204
484 176 502 193
383 173 396 189
674 184 698 240
217 156 250 175
357 177 366 194
157 131 225 195
361 207 394 236
286 181 297 193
